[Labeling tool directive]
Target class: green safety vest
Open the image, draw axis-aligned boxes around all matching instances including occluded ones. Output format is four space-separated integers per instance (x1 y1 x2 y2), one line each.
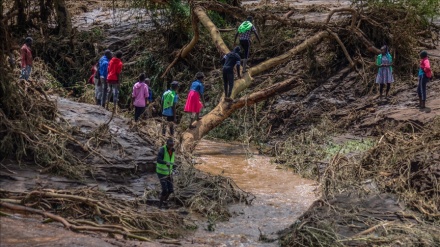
156 145 175 175
162 90 176 110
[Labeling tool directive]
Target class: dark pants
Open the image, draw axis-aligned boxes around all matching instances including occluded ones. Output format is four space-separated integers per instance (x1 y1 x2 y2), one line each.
379 83 391 96
239 39 251 59
223 69 234 97
162 115 175 136
418 75 429 100
157 173 173 197
101 78 108 107
134 106 146 121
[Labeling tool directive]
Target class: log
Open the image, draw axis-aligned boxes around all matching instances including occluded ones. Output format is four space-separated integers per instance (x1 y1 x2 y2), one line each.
231 31 329 98
181 78 302 152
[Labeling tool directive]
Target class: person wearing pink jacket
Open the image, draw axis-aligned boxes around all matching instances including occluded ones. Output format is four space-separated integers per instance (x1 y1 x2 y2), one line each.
418 51 433 109
132 73 150 121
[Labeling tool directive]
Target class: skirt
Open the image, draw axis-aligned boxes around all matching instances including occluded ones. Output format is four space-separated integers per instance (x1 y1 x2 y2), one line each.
375 67 394 84
184 90 203 113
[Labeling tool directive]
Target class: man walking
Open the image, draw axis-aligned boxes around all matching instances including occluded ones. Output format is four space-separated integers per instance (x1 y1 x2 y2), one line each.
20 37 33 80
106 51 123 111
99 50 112 107
161 81 179 136
156 138 178 209
221 46 241 101
234 16 260 72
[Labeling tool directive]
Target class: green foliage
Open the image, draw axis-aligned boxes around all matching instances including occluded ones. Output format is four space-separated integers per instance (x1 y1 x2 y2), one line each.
208 11 227 28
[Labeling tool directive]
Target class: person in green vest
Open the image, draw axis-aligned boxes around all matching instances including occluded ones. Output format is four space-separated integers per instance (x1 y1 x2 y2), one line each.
156 138 177 209
161 81 179 136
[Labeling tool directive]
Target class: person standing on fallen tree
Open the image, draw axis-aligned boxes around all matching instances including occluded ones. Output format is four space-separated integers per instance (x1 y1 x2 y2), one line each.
375 45 394 98
221 46 241 101
418 51 432 109
99 50 112 107
234 16 260 72
161 81 179 136
20 37 33 80
156 138 178 209
184 72 206 128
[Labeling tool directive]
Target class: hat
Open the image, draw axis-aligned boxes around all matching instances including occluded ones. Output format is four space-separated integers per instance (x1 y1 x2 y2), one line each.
171 81 179 87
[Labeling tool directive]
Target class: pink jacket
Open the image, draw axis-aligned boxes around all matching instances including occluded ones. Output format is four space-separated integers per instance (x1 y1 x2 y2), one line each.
420 57 432 79
132 82 149 107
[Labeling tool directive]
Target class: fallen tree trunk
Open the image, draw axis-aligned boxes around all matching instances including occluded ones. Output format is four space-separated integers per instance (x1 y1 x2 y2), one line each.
231 31 329 98
181 77 302 152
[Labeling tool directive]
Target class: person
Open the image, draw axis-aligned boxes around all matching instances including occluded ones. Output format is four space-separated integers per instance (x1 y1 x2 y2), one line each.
221 46 241 101
375 45 394 98
156 138 178 209
234 16 260 72
162 81 179 136
132 73 150 121
418 51 432 109
88 61 102 105
106 51 123 109
20 37 33 80
99 50 112 107
184 72 206 128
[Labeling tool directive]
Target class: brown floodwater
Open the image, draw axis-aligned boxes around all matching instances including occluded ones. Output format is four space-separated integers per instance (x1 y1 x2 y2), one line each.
190 140 317 247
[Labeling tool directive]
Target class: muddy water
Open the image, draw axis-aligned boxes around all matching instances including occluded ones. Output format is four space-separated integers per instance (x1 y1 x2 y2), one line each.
190 140 317 247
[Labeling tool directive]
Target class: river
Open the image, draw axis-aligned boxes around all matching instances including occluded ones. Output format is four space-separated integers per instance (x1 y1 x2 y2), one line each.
188 140 317 247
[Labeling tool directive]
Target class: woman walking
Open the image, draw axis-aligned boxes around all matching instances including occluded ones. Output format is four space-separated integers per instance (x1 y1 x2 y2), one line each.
418 51 432 109
184 72 206 128
375 45 394 98
132 73 149 122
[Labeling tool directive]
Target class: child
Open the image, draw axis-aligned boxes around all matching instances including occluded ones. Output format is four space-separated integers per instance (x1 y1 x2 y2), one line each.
132 73 150 121
418 51 432 109
162 81 179 136
375 45 394 98
184 72 205 128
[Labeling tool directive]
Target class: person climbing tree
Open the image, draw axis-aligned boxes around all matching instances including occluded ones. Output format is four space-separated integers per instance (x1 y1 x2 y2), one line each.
156 138 178 209
234 16 260 72
375 45 394 98
162 81 179 136
99 50 112 107
20 37 33 81
184 72 206 128
132 73 150 122
221 46 241 101
418 50 432 109
106 51 123 111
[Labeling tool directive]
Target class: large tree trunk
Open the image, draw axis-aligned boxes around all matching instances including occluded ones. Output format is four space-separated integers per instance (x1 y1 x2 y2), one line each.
180 77 302 152
54 0 71 36
231 31 329 98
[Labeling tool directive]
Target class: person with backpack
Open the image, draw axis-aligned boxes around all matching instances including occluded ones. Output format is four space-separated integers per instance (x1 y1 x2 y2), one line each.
234 16 260 72
87 60 102 105
375 45 394 98
184 72 206 128
221 46 241 101
418 51 433 109
99 50 112 107
132 73 150 121
156 138 178 209
161 81 179 136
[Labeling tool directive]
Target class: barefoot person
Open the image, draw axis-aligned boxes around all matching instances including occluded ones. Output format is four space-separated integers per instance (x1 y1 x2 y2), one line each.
221 46 241 101
375 45 394 98
156 138 178 209
20 37 33 80
132 73 149 122
418 51 432 109
161 81 179 136
234 16 260 72
184 72 205 128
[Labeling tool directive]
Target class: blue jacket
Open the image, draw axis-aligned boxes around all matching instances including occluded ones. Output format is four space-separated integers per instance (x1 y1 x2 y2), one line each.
99 55 110 79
